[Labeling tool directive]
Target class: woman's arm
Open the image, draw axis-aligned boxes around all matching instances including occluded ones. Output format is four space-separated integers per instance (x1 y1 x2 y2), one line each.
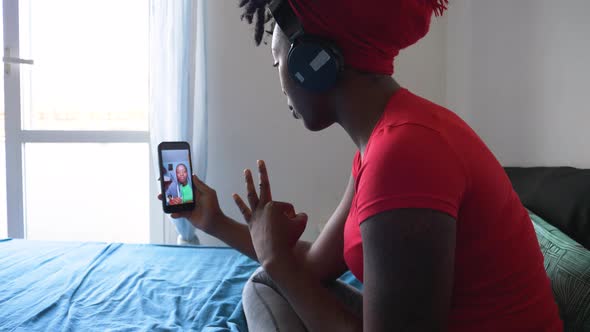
208 214 314 265
264 252 363 332
224 170 355 283
361 208 456 331
261 208 455 332
295 173 354 282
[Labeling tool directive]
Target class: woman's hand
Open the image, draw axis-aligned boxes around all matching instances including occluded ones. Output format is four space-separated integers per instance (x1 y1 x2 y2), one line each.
158 174 226 234
233 160 308 268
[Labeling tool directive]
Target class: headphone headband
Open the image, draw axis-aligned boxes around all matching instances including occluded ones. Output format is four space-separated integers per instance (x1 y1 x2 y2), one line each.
268 0 304 43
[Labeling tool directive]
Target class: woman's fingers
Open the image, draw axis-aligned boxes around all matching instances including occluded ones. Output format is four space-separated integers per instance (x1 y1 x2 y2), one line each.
233 193 252 222
266 201 296 217
258 160 272 204
192 174 211 194
241 160 272 213
245 169 259 210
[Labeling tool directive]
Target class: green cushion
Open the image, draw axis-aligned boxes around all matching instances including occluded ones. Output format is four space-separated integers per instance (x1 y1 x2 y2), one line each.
529 211 590 331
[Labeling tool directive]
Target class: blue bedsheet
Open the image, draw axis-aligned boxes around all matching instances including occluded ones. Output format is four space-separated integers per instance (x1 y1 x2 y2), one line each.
0 239 362 331
0 239 259 331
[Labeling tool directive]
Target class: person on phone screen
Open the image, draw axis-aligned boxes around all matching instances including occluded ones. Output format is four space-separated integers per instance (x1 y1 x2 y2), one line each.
165 163 193 205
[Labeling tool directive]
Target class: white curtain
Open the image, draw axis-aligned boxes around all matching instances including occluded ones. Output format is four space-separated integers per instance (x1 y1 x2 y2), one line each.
149 0 207 243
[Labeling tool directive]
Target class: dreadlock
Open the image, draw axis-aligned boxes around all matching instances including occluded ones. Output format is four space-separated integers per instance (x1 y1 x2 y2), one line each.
239 0 275 46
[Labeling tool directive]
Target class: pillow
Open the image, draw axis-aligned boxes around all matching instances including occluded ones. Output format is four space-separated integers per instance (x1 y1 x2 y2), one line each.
530 211 590 331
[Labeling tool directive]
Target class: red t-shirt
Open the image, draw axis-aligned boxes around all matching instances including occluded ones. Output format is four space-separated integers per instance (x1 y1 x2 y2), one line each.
343 88 562 331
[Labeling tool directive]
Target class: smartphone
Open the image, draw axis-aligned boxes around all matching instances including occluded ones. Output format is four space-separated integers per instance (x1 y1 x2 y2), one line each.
158 141 196 214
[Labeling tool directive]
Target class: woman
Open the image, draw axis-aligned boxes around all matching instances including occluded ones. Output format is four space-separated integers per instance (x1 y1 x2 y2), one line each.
169 0 563 330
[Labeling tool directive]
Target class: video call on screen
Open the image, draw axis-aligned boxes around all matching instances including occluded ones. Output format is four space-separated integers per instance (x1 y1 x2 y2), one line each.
161 149 193 206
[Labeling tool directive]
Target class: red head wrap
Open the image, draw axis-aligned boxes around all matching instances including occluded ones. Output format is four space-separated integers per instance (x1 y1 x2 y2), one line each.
288 0 448 75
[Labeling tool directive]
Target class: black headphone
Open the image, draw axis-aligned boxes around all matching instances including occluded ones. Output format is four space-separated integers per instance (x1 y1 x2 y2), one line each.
269 0 344 93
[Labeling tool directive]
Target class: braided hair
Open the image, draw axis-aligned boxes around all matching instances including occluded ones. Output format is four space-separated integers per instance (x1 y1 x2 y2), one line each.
239 0 275 46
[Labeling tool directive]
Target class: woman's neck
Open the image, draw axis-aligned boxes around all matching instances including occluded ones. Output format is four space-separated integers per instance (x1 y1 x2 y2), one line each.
334 74 400 156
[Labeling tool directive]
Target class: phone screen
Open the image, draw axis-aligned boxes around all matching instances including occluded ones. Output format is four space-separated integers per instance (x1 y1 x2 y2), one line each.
158 142 195 213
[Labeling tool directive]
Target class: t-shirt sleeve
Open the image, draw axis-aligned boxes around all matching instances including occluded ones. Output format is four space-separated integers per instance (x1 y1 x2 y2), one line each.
356 124 468 224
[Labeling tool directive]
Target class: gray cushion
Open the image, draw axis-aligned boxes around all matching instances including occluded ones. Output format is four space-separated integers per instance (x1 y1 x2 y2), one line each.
530 211 590 331
506 167 590 249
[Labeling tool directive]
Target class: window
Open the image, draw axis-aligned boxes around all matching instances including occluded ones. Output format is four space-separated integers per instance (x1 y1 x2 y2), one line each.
3 0 159 243
19 0 149 131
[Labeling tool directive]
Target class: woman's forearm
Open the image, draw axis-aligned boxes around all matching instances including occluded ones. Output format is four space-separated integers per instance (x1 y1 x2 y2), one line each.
209 216 312 264
265 253 362 332
208 215 259 261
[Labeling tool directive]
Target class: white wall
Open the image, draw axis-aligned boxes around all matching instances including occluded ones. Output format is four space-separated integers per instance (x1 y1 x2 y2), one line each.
199 1 447 245
446 0 590 167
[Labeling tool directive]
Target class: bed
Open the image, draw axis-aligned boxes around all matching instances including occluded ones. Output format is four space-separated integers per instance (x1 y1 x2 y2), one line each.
0 239 257 331
0 239 361 331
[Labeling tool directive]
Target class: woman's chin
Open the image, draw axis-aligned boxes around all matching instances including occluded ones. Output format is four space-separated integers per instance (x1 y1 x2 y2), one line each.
301 117 333 132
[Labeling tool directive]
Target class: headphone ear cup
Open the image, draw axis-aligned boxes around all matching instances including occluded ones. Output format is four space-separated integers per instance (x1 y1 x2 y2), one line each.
287 37 343 92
